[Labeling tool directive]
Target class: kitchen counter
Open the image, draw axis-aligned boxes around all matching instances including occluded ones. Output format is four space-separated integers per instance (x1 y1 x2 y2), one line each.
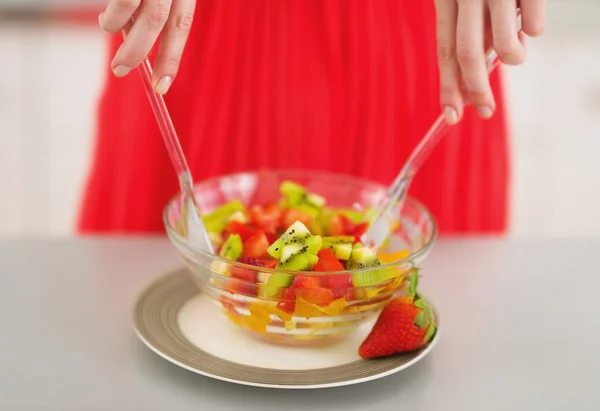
0 237 598 410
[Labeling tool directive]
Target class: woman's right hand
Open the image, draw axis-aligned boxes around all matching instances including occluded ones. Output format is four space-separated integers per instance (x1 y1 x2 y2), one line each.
98 0 197 95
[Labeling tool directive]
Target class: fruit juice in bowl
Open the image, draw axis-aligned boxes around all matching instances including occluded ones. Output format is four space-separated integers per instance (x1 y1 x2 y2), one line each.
164 170 437 346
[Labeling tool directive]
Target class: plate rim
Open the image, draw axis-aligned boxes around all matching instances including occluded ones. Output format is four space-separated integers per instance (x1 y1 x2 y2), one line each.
132 269 441 390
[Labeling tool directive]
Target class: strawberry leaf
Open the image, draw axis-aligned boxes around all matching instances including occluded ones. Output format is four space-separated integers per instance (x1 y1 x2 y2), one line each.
413 305 432 329
423 323 437 342
407 268 419 296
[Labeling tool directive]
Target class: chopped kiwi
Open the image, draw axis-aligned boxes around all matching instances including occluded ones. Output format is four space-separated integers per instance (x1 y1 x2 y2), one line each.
346 247 394 287
264 273 294 297
278 236 323 265
280 180 326 210
264 253 320 297
219 234 243 260
202 200 246 233
267 221 313 258
338 209 364 224
322 236 354 260
277 253 319 271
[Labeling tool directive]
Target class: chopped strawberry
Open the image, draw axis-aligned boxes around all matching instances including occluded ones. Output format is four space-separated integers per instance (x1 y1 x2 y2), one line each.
339 214 356 234
263 259 278 269
265 231 278 245
316 249 352 299
292 275 321 289
317 248 344 271
230 257 264 283
276 288 296 314
225 220 255 241
243 231 270 258
249 204 281 233
296 287 334 307
326 214 344 236
313 262 325 272
353 222 368 243
223 278 257 297
281 208 313 228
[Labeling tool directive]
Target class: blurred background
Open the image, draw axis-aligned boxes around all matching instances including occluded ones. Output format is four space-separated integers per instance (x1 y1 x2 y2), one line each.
0 0 599 238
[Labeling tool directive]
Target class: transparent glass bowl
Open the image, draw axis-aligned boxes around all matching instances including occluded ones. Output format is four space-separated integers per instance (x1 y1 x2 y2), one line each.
164 170 437 346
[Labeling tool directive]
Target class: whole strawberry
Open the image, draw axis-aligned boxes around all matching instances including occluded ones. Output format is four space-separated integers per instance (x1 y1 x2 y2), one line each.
359 269 436 359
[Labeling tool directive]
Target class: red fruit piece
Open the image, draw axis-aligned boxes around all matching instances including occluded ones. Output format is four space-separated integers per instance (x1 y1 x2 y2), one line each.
292 274 333 307
317 248 352 299
292 275 322 289
281 209 313 228
277 288 296 314
243 231 270 258
225 220 255 241
296 287 334 307
230 257 264 283
353 222 368 243
326 215 345 236
249 204 281 233
358 270 436 359
223 278 257 297
313 262 325 272
317 248 344 271
339 214 356 234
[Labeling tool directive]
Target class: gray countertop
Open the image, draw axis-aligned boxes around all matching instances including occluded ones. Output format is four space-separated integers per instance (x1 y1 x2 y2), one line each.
0 237 598 411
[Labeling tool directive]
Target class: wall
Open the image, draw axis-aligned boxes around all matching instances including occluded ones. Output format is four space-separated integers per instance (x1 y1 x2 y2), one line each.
0 1 599 237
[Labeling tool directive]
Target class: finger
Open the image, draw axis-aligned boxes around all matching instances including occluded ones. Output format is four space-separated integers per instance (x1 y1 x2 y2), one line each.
489 0 525 65
111 0 173 77
99 0 141 33
435 0 464 124
456 0 495 118
152 0 196 94
520 0 546 37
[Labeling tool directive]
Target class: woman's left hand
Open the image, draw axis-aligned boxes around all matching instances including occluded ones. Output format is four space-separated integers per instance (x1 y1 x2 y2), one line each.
435 0 546 124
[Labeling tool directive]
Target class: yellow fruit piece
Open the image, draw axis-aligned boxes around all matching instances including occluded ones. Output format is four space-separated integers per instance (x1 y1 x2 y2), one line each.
273 308 293 323
365 287 387 298
294 296 327 318
321 298 347 316
378 249 410 263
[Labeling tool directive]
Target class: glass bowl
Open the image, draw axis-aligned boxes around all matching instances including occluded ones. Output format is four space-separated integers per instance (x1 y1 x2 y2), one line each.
164 170 437 346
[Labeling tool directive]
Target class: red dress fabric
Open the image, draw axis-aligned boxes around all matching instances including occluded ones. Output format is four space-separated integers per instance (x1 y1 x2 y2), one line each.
77 0 510 235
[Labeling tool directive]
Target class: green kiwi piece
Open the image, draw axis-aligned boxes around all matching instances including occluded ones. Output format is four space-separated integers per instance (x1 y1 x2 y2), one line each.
322 236 355 260
279 181 326 210
267 221 312 258
277 253 319 271
219 234 243 260
264 253 320 297
278 236 323 265
264 273 294 297
202 200 246 233
346 247 394 287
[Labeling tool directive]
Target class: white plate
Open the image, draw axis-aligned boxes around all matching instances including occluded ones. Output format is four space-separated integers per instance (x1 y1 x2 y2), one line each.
133 269 440 389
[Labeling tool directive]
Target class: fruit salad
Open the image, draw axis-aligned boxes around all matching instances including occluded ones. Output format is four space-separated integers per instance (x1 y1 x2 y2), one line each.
176 181 415 343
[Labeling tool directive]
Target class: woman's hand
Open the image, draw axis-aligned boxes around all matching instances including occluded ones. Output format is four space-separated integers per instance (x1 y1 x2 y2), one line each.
98 0 197 95
435 0 546 124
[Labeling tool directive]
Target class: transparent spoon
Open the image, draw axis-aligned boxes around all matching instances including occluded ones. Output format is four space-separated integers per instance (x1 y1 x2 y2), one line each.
363 14 522 249
122 26 214 253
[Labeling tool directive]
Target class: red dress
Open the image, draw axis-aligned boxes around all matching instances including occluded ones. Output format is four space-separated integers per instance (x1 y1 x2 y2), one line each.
78 0 510 235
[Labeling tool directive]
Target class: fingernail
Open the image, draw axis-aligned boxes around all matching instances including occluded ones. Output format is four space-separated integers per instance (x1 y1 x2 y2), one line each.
443 106 459 125
478 106 494 119
155 76 172 95
112 65 132 77
98 12 104 29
